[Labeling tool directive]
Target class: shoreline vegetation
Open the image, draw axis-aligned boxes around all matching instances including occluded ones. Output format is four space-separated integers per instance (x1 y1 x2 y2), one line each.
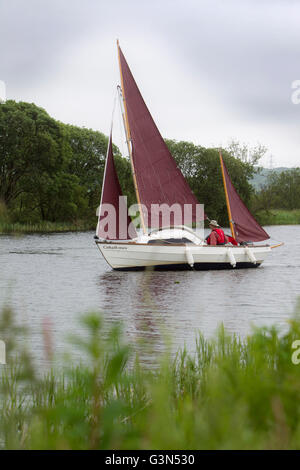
0 220 95 235
1 304 300 449
0 209 299 235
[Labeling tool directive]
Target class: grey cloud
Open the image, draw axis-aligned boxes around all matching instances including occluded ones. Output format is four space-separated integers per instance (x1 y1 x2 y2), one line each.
1 0 299 165
164 1 300 124
0 0 101 87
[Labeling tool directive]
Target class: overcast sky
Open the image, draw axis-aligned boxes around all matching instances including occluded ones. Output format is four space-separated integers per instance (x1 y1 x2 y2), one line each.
1 0 300 167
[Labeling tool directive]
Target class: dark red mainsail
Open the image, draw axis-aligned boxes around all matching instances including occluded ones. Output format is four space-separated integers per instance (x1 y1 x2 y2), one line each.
118 45 204 228
97 133 136 240
220 154 270 242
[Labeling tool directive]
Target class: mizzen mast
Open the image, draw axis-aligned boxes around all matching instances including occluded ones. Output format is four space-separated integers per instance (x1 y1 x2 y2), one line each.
219 151 236 239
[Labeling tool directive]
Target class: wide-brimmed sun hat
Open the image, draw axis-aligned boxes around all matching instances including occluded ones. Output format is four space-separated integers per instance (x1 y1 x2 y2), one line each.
209 220 220 227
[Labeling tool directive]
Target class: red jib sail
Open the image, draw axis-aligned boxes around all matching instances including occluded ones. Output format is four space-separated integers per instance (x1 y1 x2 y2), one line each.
220 153 270 242
118 45 204 228
97 133 136 240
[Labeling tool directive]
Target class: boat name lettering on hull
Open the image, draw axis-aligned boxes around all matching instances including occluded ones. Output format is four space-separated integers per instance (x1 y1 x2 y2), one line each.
102 246 128 250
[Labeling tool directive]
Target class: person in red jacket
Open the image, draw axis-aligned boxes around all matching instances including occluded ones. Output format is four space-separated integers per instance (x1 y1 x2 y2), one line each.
206 220 228 245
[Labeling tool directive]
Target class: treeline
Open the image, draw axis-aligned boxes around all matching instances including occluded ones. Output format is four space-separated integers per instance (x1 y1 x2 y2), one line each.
0 100 259 229
253 168 300 213
0 100 134 228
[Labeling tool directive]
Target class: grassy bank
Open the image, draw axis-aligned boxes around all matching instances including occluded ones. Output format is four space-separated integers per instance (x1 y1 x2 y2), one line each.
1 211 299 235
0 220 95 234
1 305 300 450
256 209 300 225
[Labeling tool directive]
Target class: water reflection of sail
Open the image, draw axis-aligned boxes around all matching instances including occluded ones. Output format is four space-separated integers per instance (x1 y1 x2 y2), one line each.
98 270 166 364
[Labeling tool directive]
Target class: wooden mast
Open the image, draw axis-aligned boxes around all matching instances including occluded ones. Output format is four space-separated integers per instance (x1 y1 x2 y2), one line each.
117 40 147 234
219 150 235 239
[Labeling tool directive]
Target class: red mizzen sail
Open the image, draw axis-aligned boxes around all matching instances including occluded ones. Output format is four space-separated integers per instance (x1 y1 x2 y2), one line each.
220 154 270 242
97 133 136 240
118 45 204 228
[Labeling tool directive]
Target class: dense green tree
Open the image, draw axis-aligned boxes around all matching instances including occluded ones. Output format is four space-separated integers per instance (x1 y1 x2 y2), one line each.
0 101 66 207
254 168 300 212
1 101 96 223
65 124 134 223
64 124 108 223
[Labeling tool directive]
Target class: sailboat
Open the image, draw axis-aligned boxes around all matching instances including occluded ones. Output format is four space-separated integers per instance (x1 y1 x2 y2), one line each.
95 42 282 270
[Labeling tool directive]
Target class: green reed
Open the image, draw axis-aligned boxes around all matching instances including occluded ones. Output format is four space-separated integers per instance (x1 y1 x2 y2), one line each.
1 304 300 449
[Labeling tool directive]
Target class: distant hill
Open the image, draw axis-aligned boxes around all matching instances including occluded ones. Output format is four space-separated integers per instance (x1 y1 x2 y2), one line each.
250 167 289 190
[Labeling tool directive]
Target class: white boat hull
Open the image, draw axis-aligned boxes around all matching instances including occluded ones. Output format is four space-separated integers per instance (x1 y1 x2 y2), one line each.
96 241 272 270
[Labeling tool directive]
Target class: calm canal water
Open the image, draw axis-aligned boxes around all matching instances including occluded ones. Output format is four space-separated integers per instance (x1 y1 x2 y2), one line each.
0 225 299 366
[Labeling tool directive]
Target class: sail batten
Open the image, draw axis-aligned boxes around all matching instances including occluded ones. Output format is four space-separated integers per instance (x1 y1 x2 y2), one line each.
118 45 204 228
219 153 270 242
